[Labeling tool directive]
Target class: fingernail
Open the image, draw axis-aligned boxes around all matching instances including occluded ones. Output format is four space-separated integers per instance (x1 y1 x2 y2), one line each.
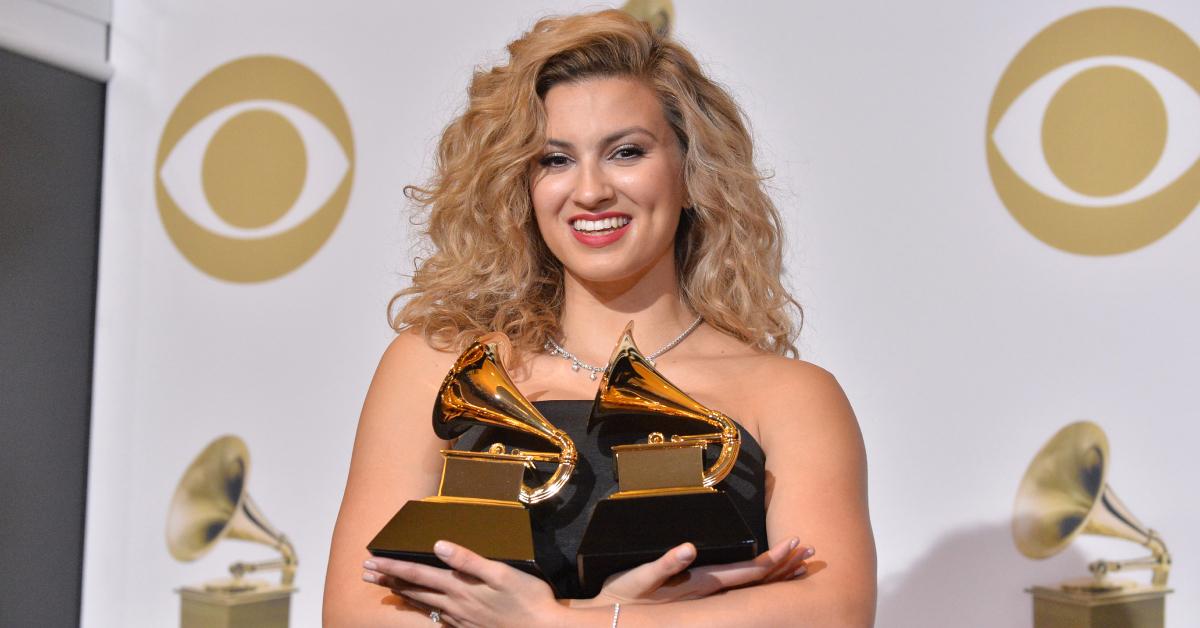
677 544 696 562
362 571 376 583
801 546 815 559
433 540 454 559
363 560 377 570
788 538 799 551
792 565 807 578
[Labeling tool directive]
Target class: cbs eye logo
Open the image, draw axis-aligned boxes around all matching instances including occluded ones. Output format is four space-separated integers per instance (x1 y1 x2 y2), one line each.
987 8 1200 255
155 55 354 282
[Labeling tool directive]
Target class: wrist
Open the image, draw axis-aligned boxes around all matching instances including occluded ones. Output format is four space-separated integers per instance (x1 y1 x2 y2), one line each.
552 604 614 627
566 596 610 610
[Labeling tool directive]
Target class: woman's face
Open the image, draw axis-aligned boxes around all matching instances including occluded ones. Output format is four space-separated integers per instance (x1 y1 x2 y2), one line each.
531 77 687 288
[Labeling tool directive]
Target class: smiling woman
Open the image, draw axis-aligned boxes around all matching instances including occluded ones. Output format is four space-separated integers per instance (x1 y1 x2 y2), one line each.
532 79 687 292
324 9 876 627
385 12 798 359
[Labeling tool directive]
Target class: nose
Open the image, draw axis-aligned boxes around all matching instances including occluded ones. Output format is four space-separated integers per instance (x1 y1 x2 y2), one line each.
571 160 614 209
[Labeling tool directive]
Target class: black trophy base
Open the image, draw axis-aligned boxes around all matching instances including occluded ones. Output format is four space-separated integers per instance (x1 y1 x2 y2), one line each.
367 499 542 578
576 491 758 597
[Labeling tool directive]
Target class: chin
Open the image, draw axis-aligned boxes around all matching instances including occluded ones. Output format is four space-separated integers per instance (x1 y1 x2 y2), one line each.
550 232 675 288
563 254 671 288
564 266 637 285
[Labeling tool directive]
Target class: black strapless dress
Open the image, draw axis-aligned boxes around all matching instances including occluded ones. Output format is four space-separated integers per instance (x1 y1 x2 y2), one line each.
450 399 769 599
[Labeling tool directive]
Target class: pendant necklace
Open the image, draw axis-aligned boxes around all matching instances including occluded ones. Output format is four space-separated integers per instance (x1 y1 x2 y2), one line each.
544 316 704 380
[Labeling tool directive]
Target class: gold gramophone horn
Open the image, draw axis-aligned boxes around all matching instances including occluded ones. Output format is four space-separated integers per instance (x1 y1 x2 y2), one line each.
166 435 297 588
433 338 577 504
1013 421 1170 589
589 321 739 488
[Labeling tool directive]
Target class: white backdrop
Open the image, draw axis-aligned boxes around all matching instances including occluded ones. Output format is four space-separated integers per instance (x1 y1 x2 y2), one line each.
85 1 1200 626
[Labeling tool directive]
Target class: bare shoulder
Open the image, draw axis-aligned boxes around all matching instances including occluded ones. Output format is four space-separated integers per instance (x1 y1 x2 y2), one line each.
747 355 848 411
353 330 462 456
375 328 459 388
728 353 859 454
344 329 461 509
739 352 839 387
347 328 457 480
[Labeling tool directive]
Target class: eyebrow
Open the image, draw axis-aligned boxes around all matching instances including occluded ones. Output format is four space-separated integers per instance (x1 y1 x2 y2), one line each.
545 126 656 150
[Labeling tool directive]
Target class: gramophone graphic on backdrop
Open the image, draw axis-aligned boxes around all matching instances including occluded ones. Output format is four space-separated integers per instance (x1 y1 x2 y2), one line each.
166 435 297 628
1013 421 1172 628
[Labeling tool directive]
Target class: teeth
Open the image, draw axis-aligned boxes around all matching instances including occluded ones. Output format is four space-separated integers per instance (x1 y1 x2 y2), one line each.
573 216 630 232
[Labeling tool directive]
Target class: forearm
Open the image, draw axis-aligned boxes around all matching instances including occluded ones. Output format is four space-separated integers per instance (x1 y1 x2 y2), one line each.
323 567 428 627
565 576 876 628
323 585 441 627
323 606 433 627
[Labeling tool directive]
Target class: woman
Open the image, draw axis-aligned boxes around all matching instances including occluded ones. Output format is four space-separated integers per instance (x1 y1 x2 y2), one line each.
324 9 875 626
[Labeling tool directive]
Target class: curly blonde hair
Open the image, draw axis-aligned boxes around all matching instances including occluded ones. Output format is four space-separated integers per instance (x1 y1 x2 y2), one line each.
390 9 801 357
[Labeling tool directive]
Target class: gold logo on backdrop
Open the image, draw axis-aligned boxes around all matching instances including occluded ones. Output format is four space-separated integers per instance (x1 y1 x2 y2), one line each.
987 8 1200 255
156 56 354 282
622 0 674 37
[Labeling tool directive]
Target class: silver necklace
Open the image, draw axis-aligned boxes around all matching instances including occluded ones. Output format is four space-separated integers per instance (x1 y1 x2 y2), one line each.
544 316 704 380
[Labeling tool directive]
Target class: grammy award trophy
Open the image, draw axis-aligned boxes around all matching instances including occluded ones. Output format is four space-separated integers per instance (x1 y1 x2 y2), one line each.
368 335 577 578
576 322 757 596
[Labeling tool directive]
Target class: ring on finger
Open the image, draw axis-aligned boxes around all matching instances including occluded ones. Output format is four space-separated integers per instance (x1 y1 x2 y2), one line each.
429 609 441 623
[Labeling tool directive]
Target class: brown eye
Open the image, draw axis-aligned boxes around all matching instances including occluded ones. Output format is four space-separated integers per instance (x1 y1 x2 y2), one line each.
540 153 571 168
611 144 645 160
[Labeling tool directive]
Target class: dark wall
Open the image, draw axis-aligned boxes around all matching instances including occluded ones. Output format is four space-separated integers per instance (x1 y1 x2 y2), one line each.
0 47 104 627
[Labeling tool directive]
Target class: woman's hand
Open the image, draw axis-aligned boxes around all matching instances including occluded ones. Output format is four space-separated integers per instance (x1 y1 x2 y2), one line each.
362 541 568 628
361 537 812 625
578 536 814 608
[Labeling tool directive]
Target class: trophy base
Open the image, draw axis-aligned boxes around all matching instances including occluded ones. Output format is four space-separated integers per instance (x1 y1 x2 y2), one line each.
177 583 294 628
576 491 758 597
368 498 542 577
1028 584 1172 628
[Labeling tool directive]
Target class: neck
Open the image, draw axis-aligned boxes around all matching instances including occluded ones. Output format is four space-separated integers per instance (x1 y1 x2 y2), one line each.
555 251 696 366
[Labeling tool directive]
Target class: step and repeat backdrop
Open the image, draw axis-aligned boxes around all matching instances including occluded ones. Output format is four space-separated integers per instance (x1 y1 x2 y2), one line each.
85 1 1200 625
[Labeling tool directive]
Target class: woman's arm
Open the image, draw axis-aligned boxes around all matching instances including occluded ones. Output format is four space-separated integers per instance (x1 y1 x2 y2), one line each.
588 360 877 626
322 331 460 626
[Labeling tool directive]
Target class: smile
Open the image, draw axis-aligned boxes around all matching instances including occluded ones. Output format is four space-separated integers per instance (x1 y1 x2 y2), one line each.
569 214 632 247
572 216 630 233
